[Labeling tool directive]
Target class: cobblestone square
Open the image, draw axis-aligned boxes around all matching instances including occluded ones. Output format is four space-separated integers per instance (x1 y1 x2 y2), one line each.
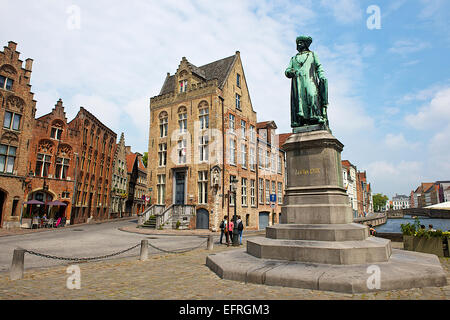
0 241 448 300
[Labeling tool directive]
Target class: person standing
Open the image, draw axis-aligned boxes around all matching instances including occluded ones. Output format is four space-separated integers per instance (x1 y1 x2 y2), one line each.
237 215 244 245
219 216 227 244
227 218 234 247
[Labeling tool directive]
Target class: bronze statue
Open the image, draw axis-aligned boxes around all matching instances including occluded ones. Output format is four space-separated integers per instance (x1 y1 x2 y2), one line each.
285 36 329 131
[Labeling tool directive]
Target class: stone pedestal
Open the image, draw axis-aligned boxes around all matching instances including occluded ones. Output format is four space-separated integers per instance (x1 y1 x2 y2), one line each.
207 130 447 293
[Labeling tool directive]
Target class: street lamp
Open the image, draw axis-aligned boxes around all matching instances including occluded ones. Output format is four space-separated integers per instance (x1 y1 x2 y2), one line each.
230 177 240 247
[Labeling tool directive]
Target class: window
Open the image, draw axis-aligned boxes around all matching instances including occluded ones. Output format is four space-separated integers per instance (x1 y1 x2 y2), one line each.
249 147 256 171
272 181 276 201
178 109 187 133
259 178 264 204
55 157 70 179
157 174 166 205
236 73 241 88
241 120 246 138
250 179 256 207
81 151 86 170
241 178 247 207
199 135 209 162
241 143 247 168
265 180 270 204
199 107 209 130
198 171 208 204
235 93 241 110
159 112 168 138
35 153 51 177
271 153 276 172
3 111 21 131
229 138 236 165
249 125 256 143
258 147 263 169
246 214 249 227
0 144 16 173
266 150 270 169
229 114 235 133
278 155 282 174
179 79 188 93
158 143 167 167
83 128 88 144
178 139 187 164
0 75 13 90
50 127 63 140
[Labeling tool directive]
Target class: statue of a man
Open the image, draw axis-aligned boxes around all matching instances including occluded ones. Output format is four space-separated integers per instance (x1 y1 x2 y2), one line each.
285 36 329 130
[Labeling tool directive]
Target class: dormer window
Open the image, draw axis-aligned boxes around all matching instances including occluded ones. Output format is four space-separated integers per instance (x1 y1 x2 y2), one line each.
237 73 241 88
0 75 13 91
179 79 188 93
235 93 241 110
51 127 63 140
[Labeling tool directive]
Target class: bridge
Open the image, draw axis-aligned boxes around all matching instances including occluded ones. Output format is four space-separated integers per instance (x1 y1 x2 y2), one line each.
386 208 450 219
353 213 387 227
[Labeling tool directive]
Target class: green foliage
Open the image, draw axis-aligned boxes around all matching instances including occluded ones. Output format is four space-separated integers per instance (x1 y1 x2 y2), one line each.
373 193 389 212
142 152 148 168
176 220 181 229
401 217 450 239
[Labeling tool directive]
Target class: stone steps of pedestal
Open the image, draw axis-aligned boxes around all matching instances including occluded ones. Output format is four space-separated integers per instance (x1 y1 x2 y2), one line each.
266 223 369 241
247 236 392 265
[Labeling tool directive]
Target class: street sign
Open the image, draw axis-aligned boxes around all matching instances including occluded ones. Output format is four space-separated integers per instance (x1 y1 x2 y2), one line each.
270 194 276 203
270 203 276 209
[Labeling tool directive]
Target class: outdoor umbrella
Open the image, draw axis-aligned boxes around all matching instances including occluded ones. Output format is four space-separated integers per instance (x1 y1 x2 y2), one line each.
23 199 45 219
46 200 67 206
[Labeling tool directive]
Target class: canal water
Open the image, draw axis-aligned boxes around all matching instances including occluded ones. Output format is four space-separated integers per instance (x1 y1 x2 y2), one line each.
375 215 450 233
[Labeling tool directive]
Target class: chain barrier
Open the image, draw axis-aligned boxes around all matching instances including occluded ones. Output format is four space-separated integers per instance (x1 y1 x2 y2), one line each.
22 238 209 262
147 239 208 254
23 244 141 262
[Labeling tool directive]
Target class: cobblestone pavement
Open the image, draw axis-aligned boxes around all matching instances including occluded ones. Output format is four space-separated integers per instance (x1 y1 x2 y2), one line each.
0 241 448 300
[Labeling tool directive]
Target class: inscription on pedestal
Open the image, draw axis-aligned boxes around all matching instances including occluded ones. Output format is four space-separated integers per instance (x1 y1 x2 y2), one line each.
295 168 320 175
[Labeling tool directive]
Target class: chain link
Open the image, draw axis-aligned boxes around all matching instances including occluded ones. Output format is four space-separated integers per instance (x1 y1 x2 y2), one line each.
147 239 208 254
22 238 209 262
24 244 141 262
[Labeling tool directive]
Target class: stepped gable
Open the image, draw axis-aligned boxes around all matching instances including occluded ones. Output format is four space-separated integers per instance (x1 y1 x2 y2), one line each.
159 54 236 95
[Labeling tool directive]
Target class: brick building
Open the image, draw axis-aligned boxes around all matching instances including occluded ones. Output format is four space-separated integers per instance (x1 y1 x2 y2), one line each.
110 133 127 218
147 52 285 230
25 99 80 224
356 171 374 216
0 42 37 228
341 160 358 218
125 148 147 216
68 107 117 224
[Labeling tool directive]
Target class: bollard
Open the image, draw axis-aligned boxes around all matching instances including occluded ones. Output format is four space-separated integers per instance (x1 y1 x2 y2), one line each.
207 234 214 251
10 248 25 280
139 240 148 261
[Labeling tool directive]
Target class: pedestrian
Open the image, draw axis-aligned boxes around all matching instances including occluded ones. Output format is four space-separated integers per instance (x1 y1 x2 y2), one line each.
219 216 227 244
227 217 234 246
428 224 436 232
368 224 376 236
420 225 426 230
237 215 244 245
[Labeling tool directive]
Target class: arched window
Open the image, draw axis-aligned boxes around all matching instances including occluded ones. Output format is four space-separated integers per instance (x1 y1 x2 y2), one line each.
159 111 168 138
178 107 187 133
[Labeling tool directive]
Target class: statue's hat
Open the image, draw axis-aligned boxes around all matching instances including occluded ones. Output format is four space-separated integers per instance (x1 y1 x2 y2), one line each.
296 36 312 46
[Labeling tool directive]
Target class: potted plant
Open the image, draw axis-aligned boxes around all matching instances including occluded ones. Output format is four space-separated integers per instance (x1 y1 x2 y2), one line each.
401 218 449 257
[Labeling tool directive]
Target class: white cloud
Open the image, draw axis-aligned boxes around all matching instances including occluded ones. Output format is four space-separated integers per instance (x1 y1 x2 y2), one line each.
389 40 431 55
320 0 362 24
405 86 450 129
384 133 419 150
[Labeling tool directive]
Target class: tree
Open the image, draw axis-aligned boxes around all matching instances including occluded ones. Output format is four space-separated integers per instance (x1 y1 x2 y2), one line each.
373 193 389 212
142 152 148 167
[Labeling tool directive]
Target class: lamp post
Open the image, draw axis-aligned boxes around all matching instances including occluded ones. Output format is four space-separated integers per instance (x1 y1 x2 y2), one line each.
230 177 239 247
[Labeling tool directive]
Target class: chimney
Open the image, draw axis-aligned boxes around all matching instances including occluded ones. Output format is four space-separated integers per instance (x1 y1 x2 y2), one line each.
25 58 33 71
8 41 17 51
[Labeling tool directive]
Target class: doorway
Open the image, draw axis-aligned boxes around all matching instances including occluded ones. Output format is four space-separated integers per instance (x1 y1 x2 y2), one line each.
0 191 5 227
174 171 186 205
259 212 270 230
196 208 209 229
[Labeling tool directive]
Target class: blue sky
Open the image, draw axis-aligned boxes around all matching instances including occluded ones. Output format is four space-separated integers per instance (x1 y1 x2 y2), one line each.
1 0 449 198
